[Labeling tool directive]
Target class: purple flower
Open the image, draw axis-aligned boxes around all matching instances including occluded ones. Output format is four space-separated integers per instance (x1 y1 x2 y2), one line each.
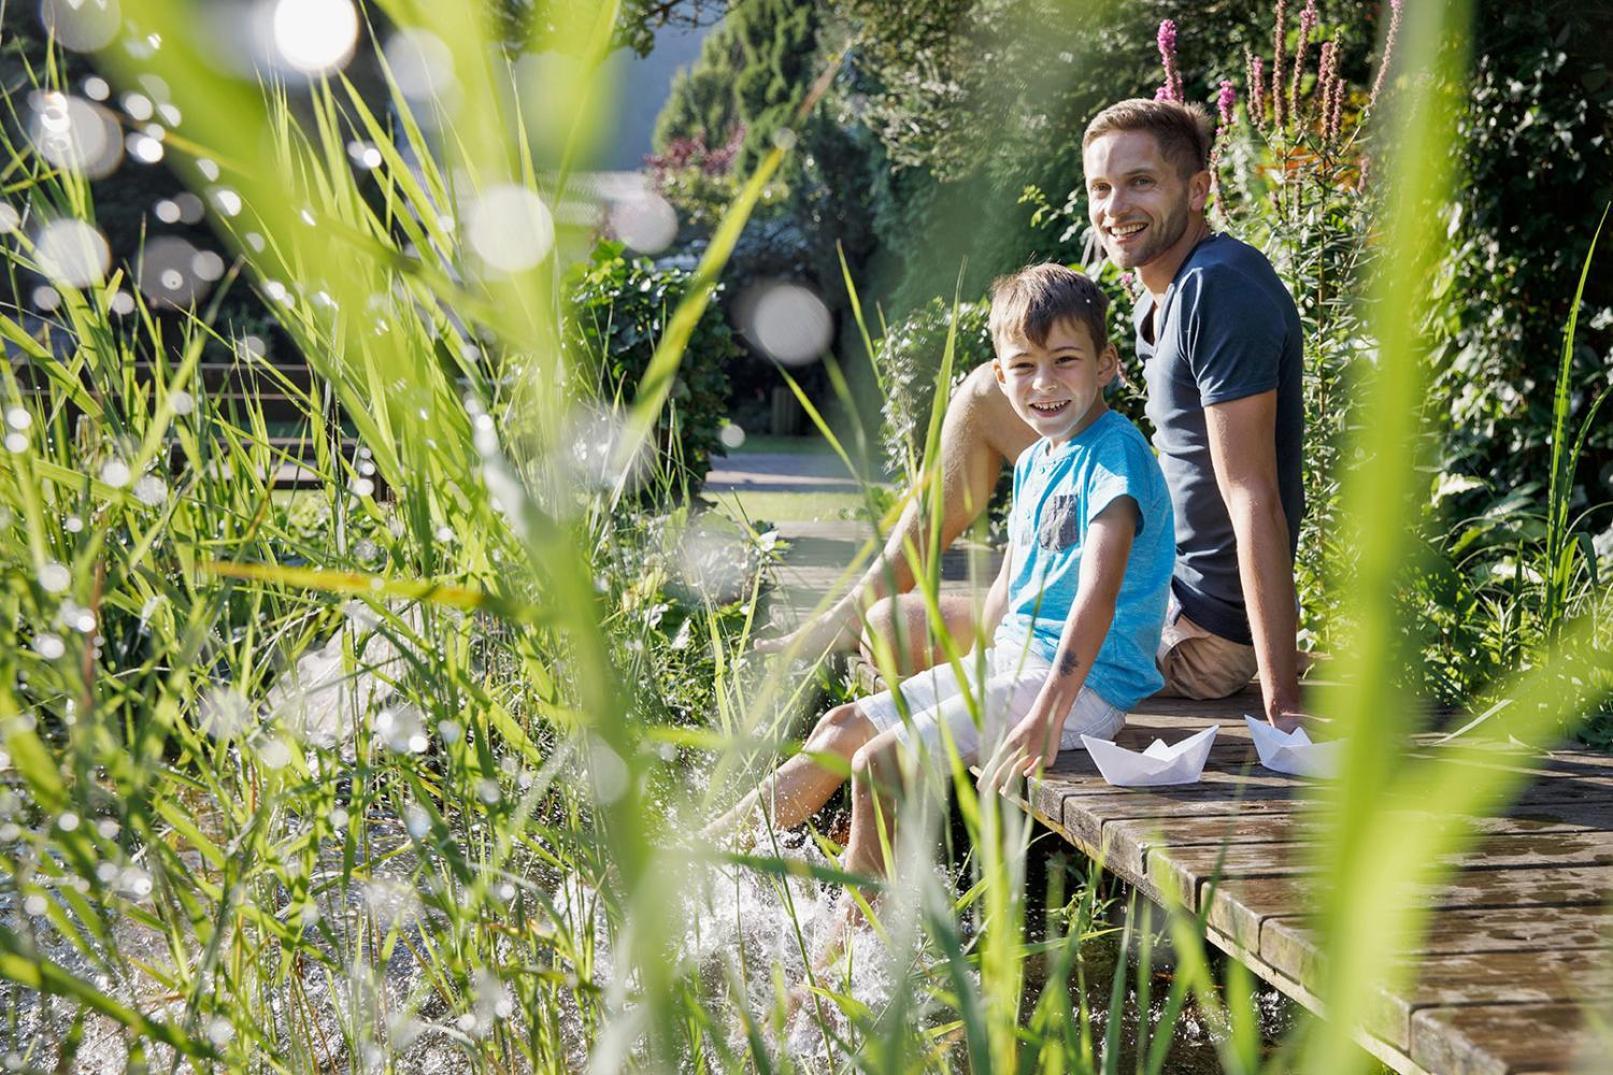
1217 79 1237 126
1369 0 1405 108
1156 19 1184 103
1289 0 1318 121
1271 0 1288 129
1248 55 1267 126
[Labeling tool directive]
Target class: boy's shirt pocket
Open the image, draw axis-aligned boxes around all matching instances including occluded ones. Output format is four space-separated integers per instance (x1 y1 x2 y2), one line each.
1037 493 1081 552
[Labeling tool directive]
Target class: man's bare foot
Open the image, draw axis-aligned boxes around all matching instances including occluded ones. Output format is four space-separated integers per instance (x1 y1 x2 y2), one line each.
754 608 859 657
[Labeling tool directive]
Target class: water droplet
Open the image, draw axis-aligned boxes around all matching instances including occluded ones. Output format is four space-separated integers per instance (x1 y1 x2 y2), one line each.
39 0 121 53
121 92 153 121
329 806 349 828
137 236 209 307
64 514 83 533
374 705 428 754
174 191 205 222
30 286 60 312
154 198 181 223
99 458 131 487
466 184 553 274
587 736 628 804
382 27 456 107
83 76 111 101
740 281 833 366
5 407 30 431
95 817 119 839
192 249 226 282
57 811 80 831
110 291 134 315
39 561 70 593
362 876 419 927
126 132 163 163
403 802 430 838
609 188 678 254
133 475 167 506
170 389 195 415
27 91 123 179
675 513 754 604
22 895 47 916
118 865 152 898
210 188 242 217
719 422 746 450
35 219 111 287
436 719 462 744
271 0 359 76
350 477 374 498
475 778 499 804
33 632 65 659
198 687 254 740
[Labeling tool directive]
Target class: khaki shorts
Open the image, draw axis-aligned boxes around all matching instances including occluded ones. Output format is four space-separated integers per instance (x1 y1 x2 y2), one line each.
1154 596 1260 700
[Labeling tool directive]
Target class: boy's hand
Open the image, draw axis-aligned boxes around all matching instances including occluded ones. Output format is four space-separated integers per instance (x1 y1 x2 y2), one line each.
978 710 1062 794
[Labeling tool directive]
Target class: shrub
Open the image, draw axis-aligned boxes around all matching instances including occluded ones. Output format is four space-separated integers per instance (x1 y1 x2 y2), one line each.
565 241 739 495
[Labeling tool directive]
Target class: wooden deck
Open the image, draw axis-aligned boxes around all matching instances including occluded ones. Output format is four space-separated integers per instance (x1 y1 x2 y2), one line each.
755 514 1613 1072
1016 694 1613 1075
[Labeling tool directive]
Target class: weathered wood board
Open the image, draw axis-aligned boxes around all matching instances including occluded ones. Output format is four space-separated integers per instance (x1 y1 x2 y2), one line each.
1016 691 1613 1075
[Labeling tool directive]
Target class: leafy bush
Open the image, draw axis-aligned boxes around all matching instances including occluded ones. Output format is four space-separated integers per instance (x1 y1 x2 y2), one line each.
873 295 994 474
565 241 739 495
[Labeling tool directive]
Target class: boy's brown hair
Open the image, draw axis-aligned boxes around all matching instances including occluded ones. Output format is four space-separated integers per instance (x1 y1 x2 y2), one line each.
1082 98 1214 178
988 263 1110 354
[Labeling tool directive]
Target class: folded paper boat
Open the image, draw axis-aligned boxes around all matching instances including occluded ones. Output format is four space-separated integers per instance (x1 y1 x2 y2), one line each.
1243 715 1341 778
1080 725 1218 787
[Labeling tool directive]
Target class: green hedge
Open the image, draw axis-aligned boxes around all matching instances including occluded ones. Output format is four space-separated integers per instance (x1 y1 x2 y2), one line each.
565 241 739 496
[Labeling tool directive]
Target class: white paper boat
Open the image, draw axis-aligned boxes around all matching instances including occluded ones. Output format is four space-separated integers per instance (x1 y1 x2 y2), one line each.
1243 715 1341 778
1080 725 1219 787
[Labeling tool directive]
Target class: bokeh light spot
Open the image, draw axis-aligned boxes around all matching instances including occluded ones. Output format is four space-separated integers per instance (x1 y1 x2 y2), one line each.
39 0 121 52
741 281 833 366
35 219 111 287
466 184 553 274
271 0 358 76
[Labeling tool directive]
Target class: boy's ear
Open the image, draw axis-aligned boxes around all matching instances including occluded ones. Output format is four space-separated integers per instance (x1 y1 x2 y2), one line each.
1100 343 1119 379
992 358 1006 385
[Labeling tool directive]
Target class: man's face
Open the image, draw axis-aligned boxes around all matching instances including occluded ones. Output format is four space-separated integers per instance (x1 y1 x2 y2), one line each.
1083 129 1206 270
991 318 1117 445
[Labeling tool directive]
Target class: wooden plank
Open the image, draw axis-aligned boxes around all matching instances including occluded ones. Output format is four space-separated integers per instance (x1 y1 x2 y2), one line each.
1264 904 1613 984
1410 1004 1602 1075
1204 867 1613 964
1364 950 1613 1046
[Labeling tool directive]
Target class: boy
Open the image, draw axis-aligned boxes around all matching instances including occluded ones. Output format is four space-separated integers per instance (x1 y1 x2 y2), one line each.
712 265 1173 880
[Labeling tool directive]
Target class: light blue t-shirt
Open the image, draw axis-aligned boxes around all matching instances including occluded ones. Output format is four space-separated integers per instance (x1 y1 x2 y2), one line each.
993 409 1175 711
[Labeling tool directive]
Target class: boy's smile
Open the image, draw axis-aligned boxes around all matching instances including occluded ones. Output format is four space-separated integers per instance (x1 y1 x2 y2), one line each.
993 318 1116 446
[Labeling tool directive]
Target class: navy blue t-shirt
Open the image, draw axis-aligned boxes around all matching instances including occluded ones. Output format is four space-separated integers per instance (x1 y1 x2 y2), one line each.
1135 233 1304 646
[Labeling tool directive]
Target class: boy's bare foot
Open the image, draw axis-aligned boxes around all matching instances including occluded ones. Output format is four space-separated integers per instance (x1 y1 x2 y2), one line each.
754 608 858 657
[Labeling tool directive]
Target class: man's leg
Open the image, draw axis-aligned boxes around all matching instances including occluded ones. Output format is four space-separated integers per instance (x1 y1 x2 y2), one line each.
858 591 980 678
1156 616 1261 700
706 702 877 840
757 364 1034 656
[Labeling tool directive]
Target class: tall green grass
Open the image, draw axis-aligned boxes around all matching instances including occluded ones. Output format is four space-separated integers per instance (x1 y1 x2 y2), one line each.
0 0 1608 1072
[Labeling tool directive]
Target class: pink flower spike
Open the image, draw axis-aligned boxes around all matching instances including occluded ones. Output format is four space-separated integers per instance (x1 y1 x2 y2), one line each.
1217 80 1237 126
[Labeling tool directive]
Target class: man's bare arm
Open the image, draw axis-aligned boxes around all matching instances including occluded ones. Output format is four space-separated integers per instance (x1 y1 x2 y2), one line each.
1202 391 1302 725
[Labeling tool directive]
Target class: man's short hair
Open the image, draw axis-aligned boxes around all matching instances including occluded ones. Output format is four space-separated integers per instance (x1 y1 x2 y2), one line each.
1082 98 1214 177
988 263 1109 355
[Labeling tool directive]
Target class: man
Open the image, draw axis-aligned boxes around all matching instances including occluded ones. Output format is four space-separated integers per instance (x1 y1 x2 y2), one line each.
760 98 1307 731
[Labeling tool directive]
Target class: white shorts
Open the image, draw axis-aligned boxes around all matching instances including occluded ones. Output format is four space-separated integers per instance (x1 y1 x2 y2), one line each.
854 645 1126 766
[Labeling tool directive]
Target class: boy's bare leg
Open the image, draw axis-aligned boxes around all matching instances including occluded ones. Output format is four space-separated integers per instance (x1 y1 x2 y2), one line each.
705 703 877 843
843 732 908 881
756 365 1033 657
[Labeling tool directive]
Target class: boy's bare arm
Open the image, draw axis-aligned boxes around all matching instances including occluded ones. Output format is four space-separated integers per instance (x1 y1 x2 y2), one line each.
980 499 1138 786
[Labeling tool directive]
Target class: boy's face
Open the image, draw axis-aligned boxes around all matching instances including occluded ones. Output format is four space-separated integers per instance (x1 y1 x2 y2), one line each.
992 318 1117 445
1082 129 1209 271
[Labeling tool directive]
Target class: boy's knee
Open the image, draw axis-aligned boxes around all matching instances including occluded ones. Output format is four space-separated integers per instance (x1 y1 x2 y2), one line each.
851 738 898 785
810 703 874 756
